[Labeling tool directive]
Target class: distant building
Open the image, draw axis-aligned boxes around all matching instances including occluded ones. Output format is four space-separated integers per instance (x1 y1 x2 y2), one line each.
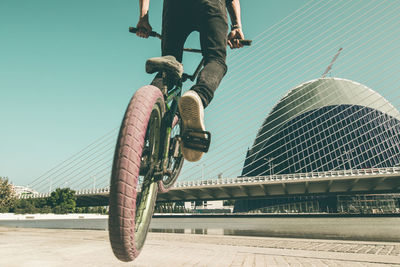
236 78 400 213
243 78 400 176
185 200 232 213
12 185 38 198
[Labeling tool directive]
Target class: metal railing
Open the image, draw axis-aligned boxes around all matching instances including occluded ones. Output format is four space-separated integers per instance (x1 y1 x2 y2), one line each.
21 167 400 199
174 167 400 188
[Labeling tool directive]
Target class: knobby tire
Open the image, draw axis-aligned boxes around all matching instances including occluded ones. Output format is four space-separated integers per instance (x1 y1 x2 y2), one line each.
108 85 164 262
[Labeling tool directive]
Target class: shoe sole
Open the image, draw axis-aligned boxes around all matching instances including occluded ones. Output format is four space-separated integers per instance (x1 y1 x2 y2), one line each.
178 94 205 162
146 56 183 79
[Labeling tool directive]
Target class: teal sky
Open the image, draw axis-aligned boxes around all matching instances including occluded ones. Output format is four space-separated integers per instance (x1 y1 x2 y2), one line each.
1 1 399 189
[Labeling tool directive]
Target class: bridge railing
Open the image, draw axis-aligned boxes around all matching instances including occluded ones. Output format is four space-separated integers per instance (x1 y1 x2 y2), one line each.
22 167 399 198
174 166 400 188
19 187 111 199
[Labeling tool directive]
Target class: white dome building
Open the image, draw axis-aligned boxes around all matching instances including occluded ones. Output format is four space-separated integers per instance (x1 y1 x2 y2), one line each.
242 78 400 176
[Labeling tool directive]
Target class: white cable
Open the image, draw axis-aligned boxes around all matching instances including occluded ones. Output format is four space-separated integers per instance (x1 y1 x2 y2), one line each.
225 47 400 178
241 53 400 177
180 0 398 180
254 90 400 176
198 0 392 161
28 127 118 187
28 1 400 190
207 0 377 114
31 138 116 191
207 0 391 139
181 23 400 182
38 148 114 192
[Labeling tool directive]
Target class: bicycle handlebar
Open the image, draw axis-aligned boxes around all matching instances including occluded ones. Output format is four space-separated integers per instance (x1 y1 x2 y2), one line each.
129 27 252 46
238 39 252 46
129 27 162 39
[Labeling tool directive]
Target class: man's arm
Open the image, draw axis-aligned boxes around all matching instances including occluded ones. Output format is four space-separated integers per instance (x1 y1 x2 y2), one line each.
226 0 245 49
136 0 152 38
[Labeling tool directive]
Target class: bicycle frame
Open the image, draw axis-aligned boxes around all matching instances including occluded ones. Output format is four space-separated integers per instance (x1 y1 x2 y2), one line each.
128 26 250 178
154 49 204 178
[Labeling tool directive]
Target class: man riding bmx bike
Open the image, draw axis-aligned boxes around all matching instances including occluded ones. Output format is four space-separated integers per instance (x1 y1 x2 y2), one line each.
136 0 246 162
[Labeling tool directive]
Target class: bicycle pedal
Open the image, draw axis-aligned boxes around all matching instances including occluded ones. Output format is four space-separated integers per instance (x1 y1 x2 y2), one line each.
181 130 211 153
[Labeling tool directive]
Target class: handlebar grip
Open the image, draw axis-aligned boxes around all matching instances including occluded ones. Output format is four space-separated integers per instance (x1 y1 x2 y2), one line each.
239 39 252 46
129 27 162 39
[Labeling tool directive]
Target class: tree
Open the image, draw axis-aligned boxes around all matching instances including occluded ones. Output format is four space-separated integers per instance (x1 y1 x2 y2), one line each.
47 188 76 214
13 197 53 214
14 199 38 214
0 177 16 212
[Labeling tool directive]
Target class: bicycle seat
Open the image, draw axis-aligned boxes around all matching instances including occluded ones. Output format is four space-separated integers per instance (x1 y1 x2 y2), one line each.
146 55 184 80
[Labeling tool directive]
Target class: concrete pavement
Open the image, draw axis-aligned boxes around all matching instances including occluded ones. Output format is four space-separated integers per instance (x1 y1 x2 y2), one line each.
1 227 399 266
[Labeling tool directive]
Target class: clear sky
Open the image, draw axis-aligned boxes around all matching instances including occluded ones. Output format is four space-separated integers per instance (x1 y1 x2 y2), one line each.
1 0 399 189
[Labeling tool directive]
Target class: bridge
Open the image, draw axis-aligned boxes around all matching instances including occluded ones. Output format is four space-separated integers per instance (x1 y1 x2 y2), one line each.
158 167 400 202
22 167 400 206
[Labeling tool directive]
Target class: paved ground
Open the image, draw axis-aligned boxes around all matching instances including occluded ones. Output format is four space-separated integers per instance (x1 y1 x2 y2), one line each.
1 227 400 267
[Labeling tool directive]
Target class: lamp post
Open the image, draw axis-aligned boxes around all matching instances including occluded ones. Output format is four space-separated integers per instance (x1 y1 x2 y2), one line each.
92 176 96 191
48 179 52 193
197 164 205 180
270 161 275 175
341 148 356 170
266 157 275 175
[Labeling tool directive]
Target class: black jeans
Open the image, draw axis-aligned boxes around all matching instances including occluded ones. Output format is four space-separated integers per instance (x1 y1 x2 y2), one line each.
152 0 229 108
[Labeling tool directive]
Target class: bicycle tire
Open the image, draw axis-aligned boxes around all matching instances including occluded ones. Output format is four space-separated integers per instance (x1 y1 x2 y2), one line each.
109 85 164 262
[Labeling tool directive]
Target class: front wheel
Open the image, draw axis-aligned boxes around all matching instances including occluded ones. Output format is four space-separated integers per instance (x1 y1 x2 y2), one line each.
108 85 164 262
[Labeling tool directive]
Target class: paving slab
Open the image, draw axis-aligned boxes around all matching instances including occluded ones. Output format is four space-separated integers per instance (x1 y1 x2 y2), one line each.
1 227 399 267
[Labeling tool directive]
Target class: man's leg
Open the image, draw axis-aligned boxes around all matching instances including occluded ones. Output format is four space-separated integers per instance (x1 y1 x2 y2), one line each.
191 0 229 108
151 0 190 90
177 0 229 161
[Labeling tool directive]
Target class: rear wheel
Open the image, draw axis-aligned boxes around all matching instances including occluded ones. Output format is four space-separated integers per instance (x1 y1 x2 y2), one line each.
108 85 164 262
158 116 184 193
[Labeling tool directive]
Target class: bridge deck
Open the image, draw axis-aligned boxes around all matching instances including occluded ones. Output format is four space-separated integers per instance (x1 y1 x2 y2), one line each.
158 168 400 202
23 167 400 205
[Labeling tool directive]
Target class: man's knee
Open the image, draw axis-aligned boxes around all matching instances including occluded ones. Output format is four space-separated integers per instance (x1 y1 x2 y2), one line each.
205 56 228 76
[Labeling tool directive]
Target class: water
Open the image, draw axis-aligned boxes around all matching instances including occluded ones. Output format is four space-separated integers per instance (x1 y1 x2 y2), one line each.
1 215 399 242
149 216 400 242
0 218 108 230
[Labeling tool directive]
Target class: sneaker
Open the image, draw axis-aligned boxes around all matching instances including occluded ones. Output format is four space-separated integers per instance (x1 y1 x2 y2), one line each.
178 90 206 162
145 55 183 81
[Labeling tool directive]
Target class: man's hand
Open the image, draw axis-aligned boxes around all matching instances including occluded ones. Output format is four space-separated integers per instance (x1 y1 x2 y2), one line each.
136 13 152 38
228 28 245 49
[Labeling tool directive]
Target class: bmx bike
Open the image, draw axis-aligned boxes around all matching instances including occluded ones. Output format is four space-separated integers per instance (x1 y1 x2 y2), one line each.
108 27 251 262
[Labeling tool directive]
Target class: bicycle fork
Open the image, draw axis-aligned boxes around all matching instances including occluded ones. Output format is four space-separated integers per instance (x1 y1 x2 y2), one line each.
153 84 182 179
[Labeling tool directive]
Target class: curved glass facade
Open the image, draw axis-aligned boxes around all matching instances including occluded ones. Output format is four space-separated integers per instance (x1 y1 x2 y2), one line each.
242 104 400 176
236 78 400 213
